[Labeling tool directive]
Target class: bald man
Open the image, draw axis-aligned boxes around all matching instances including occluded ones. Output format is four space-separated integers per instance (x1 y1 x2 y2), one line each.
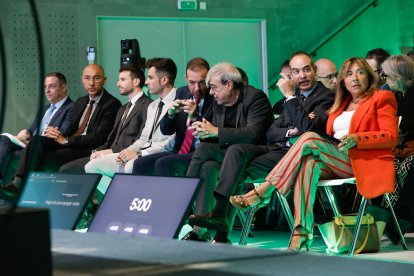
315 58 338 91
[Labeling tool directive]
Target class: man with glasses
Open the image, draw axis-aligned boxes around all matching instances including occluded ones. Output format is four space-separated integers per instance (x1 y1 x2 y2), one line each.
315 58 338 91
187 52 335 243
0 64 121 201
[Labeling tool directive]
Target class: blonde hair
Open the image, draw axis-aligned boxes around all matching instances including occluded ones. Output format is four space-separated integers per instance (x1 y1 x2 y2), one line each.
329 57 377 114
381 54 414 92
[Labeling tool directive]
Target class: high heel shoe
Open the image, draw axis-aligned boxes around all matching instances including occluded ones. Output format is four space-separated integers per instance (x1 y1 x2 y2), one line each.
229 183 273 211
287 226 313 252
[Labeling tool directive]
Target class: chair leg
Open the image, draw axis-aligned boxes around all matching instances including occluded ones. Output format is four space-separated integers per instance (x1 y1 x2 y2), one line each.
323 186 341 217
348 197 367 256
238 207 256 246
275 191 294 231
384 194 408 250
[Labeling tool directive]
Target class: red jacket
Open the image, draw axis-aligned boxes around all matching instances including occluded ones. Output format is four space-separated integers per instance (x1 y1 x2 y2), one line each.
326 90 398 198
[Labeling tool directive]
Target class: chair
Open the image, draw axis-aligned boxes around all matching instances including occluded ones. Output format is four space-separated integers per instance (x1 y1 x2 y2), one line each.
238 177 408 256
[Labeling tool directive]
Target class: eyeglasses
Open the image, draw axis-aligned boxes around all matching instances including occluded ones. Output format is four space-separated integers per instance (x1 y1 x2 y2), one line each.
317 72 338 81
380 73 390 81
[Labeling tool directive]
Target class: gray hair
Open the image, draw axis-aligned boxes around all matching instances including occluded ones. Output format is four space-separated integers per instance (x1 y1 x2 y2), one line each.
382 54 414 92
206 62 243 88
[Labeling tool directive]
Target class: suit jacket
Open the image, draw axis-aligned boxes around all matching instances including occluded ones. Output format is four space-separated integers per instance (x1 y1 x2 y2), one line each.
327 90 398 198
212 85 274 146
266 82 335 146
96 93 152 153
396 85 414 145
128 89 176 156
159 85 214 152
28 97 75 137
67 89 121 149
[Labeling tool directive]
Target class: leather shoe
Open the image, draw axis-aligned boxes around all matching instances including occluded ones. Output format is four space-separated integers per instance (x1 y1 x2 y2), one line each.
181 230 212 242
0 183 19 201
211 238 232 244
188 212 229 232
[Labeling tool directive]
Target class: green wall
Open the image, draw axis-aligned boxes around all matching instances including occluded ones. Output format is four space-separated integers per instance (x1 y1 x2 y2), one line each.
1 0 413 133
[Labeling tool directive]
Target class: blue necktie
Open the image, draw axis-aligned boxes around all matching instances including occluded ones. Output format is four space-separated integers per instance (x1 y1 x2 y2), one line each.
39 104 56 134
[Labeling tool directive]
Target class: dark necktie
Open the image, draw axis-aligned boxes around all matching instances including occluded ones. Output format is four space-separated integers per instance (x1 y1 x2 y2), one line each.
74 99 95 136
114 101 132 142
148 100 164 141
179 96 200 154
300 94 306 102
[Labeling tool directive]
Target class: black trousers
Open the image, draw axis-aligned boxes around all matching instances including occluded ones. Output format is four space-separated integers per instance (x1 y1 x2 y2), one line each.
15 136 91 178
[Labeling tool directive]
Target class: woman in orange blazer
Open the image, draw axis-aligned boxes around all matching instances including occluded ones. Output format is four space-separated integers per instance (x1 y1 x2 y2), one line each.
230 57 398 251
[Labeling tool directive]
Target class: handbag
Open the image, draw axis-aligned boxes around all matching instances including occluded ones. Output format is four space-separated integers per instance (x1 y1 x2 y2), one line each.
318 213 380 254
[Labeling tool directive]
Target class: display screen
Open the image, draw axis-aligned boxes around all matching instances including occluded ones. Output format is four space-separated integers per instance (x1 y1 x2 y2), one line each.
18 172 101 230
88 174 200 239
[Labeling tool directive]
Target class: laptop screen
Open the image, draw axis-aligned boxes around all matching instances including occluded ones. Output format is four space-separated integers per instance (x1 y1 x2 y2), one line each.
18 172 101 230
88 174 200 239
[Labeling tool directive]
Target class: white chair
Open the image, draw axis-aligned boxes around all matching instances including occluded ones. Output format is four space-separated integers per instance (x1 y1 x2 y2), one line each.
238 177 408 256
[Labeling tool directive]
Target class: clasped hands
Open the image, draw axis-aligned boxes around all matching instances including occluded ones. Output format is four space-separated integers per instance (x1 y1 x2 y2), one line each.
168 99 198 118
190 118 218 139
115 149 140 166
338 134 357 153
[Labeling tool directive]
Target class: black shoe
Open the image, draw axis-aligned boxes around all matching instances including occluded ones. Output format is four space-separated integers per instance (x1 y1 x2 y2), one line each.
181 230 212 242
188 212 229 232
0 183 19 201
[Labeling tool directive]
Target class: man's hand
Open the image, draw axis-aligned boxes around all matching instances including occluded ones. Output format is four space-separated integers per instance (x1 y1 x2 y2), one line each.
190 118 218 139
276 72 295 98
90 149 113 160
287 127 300 137
116 149 139 165
180 99 198 119
43 127 61 139
16 129 30 144
308 111 316 119
167 100 183 117
54 133 66 145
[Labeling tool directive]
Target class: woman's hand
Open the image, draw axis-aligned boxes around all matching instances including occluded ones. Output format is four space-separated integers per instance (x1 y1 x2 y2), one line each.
338 134 357 153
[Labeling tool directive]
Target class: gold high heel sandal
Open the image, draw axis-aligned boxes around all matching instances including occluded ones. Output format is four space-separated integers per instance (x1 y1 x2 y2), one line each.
229 186 272 212
287 226 313 252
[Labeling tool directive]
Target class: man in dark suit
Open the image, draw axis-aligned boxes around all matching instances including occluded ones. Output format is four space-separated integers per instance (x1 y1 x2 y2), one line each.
132 57 213 176
0 64 121 200
185 62 274 242
0 72 74 184
59 64 152 173
189 52 335 243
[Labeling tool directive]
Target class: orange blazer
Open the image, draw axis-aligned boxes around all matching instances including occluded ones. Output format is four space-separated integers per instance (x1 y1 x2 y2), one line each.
326 90 398 198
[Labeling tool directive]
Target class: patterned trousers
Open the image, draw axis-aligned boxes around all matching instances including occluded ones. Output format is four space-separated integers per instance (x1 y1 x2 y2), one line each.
266 132 354 232
390 154 414 206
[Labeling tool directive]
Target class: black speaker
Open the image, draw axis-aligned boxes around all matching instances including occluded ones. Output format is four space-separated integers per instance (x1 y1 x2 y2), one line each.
0 208 52 275
120 39 146 69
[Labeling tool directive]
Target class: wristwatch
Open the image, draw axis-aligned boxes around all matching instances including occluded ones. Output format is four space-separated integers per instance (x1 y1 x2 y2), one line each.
63 138 69 145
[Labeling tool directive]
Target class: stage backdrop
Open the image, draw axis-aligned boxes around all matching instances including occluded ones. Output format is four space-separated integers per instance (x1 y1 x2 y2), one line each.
96 16 267 103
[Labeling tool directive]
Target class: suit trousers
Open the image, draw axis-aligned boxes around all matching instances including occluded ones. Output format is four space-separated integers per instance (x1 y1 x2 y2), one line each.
15 136 90 178
0 136 23 180
266 132 354 232
59 156 90 173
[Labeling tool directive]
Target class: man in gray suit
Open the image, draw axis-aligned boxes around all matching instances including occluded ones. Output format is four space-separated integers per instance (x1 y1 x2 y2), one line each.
59 64 152 173
0 72 74 183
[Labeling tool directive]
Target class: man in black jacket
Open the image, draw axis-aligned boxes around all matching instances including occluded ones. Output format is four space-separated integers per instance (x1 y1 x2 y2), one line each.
186 62 274 242
189 52 335 243
0 64 121 200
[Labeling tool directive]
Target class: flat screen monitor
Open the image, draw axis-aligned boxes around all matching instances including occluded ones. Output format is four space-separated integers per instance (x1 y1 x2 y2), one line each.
18 172 101 230
88 174 200 239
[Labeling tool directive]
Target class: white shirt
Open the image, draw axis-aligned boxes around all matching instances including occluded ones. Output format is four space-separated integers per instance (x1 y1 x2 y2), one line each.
333 110 355 139
128 88 176 156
